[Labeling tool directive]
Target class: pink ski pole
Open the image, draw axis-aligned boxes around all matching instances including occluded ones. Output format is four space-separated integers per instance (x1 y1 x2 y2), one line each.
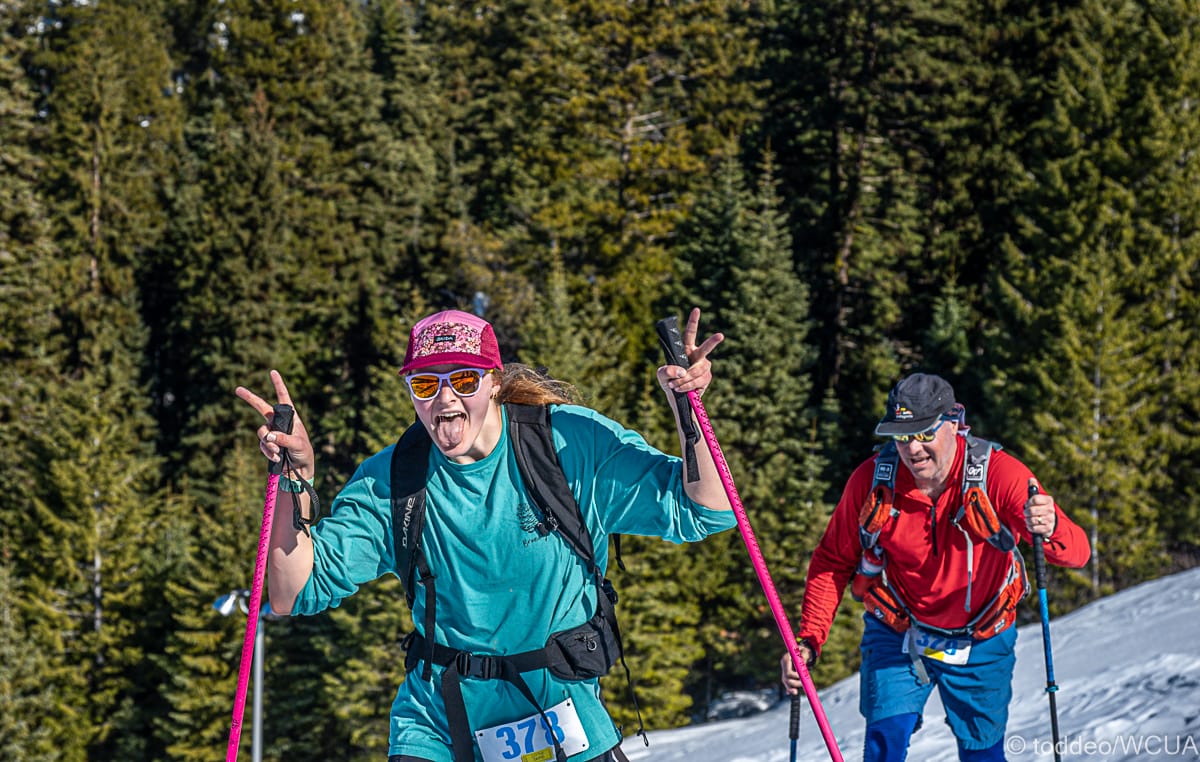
656 317 844 762
226 404 294 762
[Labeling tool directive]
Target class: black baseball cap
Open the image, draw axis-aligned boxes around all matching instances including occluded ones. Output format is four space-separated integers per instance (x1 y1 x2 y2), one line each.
874 373 957 436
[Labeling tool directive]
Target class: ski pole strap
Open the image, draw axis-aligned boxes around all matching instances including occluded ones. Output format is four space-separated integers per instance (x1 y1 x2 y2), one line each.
655 317 700 482
263 404 323 535
276 453 320 536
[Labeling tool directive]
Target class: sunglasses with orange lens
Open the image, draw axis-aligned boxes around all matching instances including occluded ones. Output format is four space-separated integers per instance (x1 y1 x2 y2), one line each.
405 368 495 400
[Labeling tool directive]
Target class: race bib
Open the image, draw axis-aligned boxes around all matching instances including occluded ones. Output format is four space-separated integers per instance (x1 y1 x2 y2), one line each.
475 698 589 762
907 631 972 665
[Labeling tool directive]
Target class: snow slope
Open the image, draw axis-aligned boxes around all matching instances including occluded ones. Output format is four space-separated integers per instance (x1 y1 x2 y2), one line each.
624 567 1200 761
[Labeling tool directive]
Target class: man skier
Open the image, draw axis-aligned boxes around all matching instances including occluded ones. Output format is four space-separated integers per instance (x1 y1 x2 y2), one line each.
781 373 1090 761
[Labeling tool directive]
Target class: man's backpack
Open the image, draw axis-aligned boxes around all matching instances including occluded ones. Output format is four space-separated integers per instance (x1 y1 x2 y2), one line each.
854 435 1030 640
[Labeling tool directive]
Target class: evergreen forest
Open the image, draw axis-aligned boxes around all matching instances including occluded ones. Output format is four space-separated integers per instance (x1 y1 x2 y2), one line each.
1 0 1197 760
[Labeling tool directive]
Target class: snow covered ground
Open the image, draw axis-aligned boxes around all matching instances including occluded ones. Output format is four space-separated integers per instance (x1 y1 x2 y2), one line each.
624 567 1200 761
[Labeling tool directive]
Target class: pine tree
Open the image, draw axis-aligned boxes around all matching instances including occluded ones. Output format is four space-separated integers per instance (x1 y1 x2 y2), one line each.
0 542 59 761
987 0 1188 607
157 449 273 762
556 0 763 382
21 1 178 756
600 535 705 729
675 152 829 705
148 2 410 756
759 0 995 460
393 0 538 345
363 0 444 287
0 7 73 758
0 0 63 499
417 0 763 408
517 247 626 414
152 0 406 487
1125 0 1200 566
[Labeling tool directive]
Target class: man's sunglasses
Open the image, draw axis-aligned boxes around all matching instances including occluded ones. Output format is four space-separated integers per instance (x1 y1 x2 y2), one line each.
891 417 952 444
405 368 495 400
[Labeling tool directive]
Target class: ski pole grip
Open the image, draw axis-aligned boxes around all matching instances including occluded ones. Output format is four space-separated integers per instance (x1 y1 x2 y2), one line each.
655 316 701 482
1029 483 1049 590
655 316 690 367
267 404 295 475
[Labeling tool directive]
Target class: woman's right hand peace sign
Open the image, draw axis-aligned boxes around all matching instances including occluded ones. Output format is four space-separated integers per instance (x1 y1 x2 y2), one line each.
235 370 316 481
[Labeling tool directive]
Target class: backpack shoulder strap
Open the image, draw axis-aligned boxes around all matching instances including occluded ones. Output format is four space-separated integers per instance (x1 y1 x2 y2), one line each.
961 434 1002 491
872 440 900 490
859 441 900 551
505 403 598 574
957 434 1016 553
506 403 644 738
390 420 433 608
390 420 442 680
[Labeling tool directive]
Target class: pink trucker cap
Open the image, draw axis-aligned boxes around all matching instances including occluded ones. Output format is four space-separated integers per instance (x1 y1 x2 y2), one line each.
399 310 503 375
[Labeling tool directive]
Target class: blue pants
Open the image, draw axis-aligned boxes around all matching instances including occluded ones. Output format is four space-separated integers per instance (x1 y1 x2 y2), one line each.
859 615 1017 761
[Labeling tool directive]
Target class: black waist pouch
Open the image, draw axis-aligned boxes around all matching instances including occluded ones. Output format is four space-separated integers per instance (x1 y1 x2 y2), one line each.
544 610 620 680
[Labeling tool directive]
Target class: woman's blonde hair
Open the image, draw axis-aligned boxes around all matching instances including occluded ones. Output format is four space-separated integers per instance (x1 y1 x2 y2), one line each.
495 363 581 407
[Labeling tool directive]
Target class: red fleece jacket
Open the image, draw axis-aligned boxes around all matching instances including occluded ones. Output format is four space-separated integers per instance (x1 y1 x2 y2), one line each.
798 435 1091 655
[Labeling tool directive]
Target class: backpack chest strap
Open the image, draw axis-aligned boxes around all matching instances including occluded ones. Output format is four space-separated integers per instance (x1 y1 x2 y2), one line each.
409 634 568 762
403 598 621 762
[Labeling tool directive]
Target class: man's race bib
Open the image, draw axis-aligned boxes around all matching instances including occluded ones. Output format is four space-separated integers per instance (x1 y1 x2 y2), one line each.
904 630 972 665
475 698 589 762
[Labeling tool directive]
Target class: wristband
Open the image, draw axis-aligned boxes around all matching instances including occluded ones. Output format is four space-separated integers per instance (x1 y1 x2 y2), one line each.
797 636 819 667
279 474 313 493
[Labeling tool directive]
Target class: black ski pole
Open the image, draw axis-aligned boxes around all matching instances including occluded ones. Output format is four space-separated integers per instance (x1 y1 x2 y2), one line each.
1030 482 1062 762
789 693 801 762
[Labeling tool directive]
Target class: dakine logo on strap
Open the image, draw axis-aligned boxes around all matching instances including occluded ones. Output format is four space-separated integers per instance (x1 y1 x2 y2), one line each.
401 496 417 549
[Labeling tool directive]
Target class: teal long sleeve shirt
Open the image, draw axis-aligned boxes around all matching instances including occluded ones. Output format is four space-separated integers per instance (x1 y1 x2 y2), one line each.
292 404 737 761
